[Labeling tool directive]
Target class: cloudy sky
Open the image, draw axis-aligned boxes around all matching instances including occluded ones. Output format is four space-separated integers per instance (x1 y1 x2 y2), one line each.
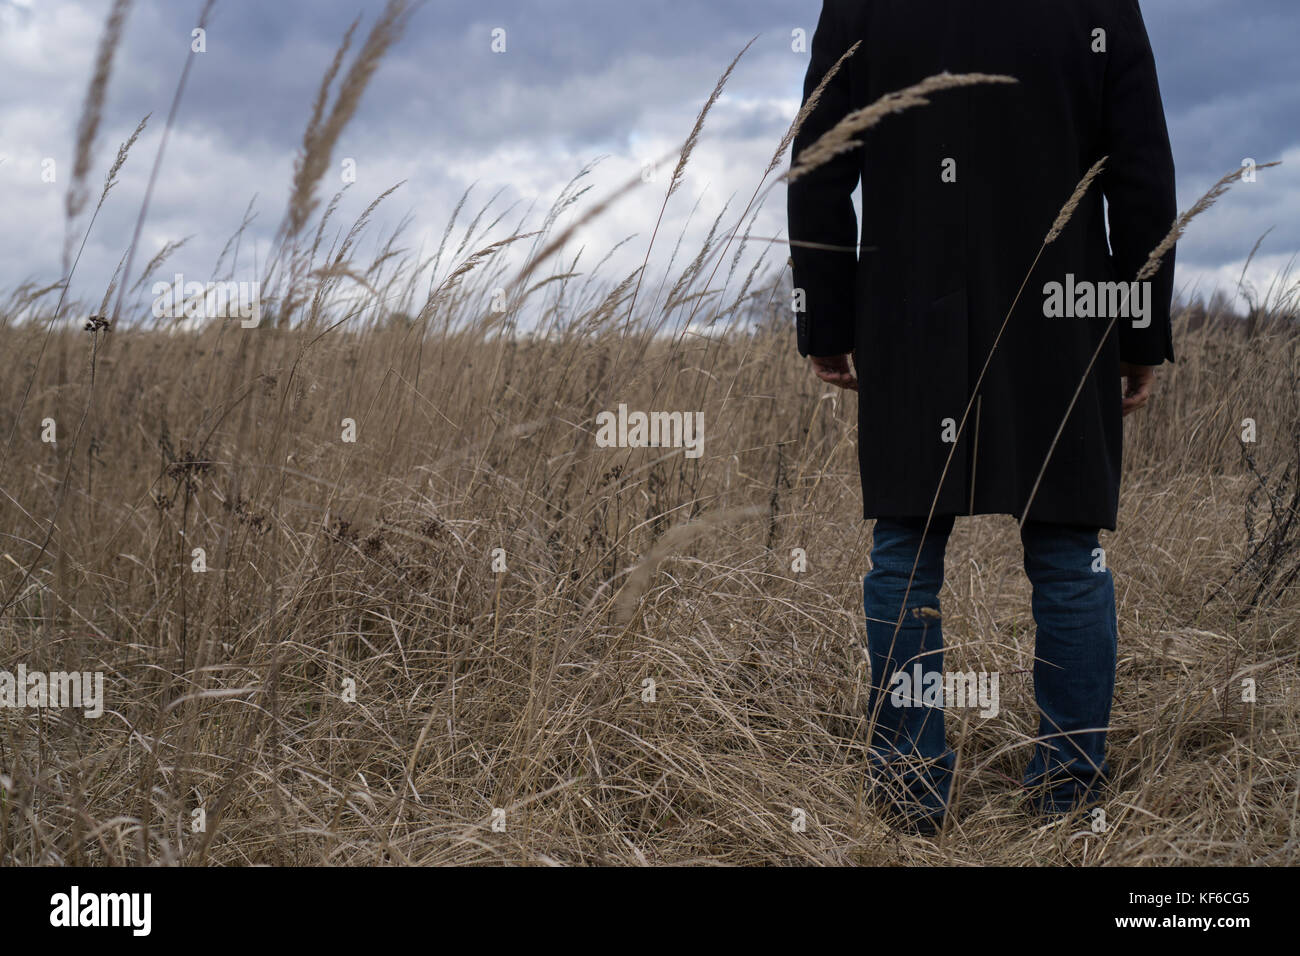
1 0 1296 318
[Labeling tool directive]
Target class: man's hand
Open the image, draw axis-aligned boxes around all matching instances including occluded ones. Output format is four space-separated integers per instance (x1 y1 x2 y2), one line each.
810 352 858 391
1121 362 1157 417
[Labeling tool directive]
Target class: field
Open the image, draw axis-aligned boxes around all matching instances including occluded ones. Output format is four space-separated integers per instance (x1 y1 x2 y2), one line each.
2 285 1297 864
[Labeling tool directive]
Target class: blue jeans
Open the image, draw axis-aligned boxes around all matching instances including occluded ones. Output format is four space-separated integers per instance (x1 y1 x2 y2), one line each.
862 515 1118 820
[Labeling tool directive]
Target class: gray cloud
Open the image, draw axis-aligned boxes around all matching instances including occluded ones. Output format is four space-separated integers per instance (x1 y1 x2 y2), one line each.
1 0 1296 313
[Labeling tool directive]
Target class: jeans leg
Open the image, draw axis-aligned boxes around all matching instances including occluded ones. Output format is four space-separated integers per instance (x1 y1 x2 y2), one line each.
1019 521 1118 814
863 515 956 820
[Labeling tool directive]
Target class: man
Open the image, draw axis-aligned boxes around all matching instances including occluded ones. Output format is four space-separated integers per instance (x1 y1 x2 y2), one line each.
787 0 1177 831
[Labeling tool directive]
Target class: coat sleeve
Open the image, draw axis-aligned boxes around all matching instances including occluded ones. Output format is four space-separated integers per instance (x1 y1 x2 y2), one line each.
1101 0 1178 366
787 0 862 358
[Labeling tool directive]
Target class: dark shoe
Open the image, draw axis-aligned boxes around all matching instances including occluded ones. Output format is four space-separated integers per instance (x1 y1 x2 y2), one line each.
866 754 951 835
882 802 945 836
1022 778 1108 819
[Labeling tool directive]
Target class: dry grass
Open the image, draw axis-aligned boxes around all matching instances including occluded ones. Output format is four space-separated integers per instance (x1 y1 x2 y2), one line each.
1 282 1296 866
0 16 1296 867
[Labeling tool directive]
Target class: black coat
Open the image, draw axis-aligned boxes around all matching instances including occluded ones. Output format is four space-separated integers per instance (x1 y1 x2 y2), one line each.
787 0 1177 530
